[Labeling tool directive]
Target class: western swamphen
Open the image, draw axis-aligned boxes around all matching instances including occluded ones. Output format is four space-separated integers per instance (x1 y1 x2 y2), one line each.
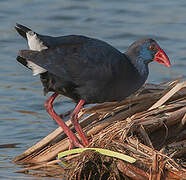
15 23 171 148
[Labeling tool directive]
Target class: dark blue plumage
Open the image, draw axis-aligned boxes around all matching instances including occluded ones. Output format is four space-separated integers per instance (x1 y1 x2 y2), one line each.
17 36 148 104
15 24 170 147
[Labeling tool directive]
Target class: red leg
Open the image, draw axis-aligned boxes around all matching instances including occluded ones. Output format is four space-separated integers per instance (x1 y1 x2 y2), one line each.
71 99 89 146
44 93 83 148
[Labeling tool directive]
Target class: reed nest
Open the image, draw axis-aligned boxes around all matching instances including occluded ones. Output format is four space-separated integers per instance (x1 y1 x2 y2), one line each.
14 78 186 180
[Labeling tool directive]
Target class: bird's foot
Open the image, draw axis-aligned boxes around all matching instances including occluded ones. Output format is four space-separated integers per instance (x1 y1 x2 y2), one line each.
71 112 89 147
45 93 86 149
69 140 84 150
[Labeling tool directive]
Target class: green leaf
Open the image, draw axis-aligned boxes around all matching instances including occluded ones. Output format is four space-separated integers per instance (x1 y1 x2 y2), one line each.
58 148 136 163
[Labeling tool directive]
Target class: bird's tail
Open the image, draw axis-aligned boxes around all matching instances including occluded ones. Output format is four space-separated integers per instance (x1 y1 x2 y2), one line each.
16 56 29 68
15 23 32 40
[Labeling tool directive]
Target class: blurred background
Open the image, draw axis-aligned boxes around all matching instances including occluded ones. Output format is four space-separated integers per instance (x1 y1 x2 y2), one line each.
0 0 186 179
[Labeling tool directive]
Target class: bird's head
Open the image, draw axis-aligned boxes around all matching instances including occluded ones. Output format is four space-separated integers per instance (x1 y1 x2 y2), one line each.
126 38 171 67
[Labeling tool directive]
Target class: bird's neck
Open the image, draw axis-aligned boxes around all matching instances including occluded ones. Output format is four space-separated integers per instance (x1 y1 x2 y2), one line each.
134 56 149 77
125 52 149 78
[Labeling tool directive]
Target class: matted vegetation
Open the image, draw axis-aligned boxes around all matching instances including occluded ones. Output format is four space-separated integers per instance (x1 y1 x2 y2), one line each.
14 78 186 179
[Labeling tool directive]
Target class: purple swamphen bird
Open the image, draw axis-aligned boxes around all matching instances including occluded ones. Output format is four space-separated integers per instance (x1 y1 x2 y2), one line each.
15 23 171 148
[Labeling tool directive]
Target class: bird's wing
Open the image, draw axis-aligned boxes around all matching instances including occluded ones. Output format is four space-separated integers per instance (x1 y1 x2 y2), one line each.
18 37 130 85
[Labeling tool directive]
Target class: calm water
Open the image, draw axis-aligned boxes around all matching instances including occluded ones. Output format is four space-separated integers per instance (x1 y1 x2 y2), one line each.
0 0 186 179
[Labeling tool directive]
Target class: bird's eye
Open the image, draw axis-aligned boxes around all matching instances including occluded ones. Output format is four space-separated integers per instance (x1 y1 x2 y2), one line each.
149 45 156 51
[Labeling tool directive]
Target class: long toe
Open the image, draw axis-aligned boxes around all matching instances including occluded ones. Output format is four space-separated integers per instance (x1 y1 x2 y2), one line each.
69 140 84 149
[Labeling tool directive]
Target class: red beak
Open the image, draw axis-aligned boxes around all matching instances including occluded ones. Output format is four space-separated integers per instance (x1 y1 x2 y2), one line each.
154 44 171 67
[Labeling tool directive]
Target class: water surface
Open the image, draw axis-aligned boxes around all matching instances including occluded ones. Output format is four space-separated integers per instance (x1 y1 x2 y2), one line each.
0 0 186 179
